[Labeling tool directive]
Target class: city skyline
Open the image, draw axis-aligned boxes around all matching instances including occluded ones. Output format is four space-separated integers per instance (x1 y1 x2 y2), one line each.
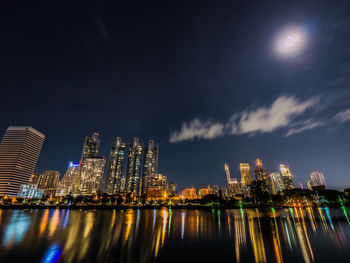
1 1 350 190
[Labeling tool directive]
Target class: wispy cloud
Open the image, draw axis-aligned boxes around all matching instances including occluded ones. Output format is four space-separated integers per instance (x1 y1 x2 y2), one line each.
227 96 318 135
169 95 320 143
286 120 325 136
333 108 350 123
169 118 224 143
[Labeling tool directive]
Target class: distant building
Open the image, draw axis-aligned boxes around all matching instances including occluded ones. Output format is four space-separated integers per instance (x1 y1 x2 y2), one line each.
18 184 43 199
252 159 269 200
268 172 285 195
81 132 100 161
144 173 167 197
240 163 252 185
168 182 177 197
56 162 80 196
29 172 39 185
0 126 45 196
212 185 220 197
105 137 126 194
125 138 143 195
199 187 213 197
142 140 159 194
220 187 229 198
182 187 197 199
78 157 105 195
280 164 294 189
37 170 60 197
225 163 241 196
310 171 326 189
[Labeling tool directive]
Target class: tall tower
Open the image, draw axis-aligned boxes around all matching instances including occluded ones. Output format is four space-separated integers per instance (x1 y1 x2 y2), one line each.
125 138 143 195
81 132 100 162
105 137 126 194
37 170 60 197
252 158 269 200
240 163 252 185
56 162 80 196
78 157 105 195
268 172 285 195
225 163 241 196
0 126 45 196
280 164 294 190
142 140 159 194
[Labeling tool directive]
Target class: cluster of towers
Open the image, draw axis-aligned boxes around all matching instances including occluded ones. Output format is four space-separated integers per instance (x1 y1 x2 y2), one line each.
56 133 160 197
224 159 295 199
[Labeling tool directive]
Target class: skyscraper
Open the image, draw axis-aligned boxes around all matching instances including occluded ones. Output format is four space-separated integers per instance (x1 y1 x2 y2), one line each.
144 173 167 197
81 132 100 161
78 157 105 195
252 159 269 201
268 172 285 195
125 138 143 195
29 172 39 185
225 163 241 196
142 140 159 193
280 164 294 190
168 182 177 197
240 163 252 185
56 162 80 196
310 170 326 189
0 126 45 196
105 137 126 194
37 170 60 197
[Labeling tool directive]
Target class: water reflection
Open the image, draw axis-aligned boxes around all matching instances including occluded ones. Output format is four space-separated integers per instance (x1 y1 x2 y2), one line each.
0 207 348 262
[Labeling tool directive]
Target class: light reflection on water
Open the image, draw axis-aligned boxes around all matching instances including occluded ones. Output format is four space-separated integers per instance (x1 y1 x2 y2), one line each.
0 207 349 263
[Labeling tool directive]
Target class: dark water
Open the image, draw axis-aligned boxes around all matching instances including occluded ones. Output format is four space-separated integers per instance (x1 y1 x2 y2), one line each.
0 207 349 263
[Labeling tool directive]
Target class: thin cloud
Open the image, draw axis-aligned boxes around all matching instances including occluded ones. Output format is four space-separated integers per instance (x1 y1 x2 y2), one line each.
286 120 325 136
227 96 318 135
169 118 224 143
333 108 350 123
170 95 320 143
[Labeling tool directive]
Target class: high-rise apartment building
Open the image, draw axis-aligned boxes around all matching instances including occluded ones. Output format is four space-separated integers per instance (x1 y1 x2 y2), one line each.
105 137 126 194
0 126 45 196
168 182 177 197
56 162 80 196
144 173 166 193
310 170 326 189
240 163 252 185
280 164 294 190
225 163 241 196
125 138 143 195
268 172 285 195
142 140 159 193
78 157 105 195
81 132 100 161
252 159 269 200
37 170 60 197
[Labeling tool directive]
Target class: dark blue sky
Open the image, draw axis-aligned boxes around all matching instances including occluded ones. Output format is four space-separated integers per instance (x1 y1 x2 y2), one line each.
1 1 350 190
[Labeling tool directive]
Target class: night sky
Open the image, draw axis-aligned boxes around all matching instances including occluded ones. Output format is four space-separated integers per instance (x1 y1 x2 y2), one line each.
1 1 350 190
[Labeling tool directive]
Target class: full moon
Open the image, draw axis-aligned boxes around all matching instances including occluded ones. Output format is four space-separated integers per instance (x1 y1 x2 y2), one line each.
275 27 306 57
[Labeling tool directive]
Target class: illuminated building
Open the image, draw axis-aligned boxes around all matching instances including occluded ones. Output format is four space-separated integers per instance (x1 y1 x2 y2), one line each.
78 157 105 195
213 185 220 196
307 180 312 190
125 138 143 195
144 173 167 197
225 163 241 196
310 170 326 189
105 137 126 194
240 163 252 185
18 184 43 198
268 172 285 195
142 140 159 194
29 172 39 185
37 170 60 197
220 187 229 198
56 162 80 196
182 187 197 199
280 164 294 189
0 126 45 196
168 182 177 197
199 187 213 197
252 159 269 201
81 132 100 161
